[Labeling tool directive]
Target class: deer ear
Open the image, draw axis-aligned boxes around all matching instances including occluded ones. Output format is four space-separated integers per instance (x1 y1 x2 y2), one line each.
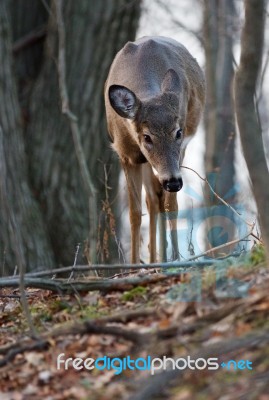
161 69 180 93
109 85 140 119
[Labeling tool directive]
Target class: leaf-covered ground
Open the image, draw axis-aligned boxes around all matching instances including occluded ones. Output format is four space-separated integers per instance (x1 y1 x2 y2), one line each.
1 249 269 400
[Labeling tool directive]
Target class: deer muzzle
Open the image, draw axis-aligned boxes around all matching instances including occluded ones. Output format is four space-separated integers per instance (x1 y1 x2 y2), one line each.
162 177 183 192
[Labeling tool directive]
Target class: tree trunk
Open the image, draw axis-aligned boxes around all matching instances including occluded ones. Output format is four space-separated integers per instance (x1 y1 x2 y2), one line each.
0 1 55 275
26 0 141 266
0 0 141 273
234 0 269 259
9 0 48 112
203 0 236 253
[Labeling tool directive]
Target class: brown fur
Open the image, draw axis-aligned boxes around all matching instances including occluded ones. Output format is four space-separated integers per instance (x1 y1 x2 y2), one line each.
105 36 205 263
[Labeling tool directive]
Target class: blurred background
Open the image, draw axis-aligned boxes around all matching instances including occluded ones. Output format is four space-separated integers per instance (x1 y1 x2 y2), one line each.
0 0 268 274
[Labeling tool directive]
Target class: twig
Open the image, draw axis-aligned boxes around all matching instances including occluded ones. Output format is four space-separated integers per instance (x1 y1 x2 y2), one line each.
181 165 262 243
41 0 53 16
186 229 253 261
4 259 221 279
0 294 24 299
155 0 204 45
54 0 98 263
94 308 157 324
68 243 81 282
70 322 149 344
181 165 251 228
181 165 254 228
12 26 46 54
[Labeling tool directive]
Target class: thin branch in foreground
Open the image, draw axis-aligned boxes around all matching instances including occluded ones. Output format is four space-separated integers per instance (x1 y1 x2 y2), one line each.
181 165 254 228
186 229 254 262
4 259 226 279
181 165 262 244
68 243 81 282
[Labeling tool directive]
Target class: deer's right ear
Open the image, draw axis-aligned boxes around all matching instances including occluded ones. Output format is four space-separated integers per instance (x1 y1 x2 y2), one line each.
161 69 181 93
109 85 140 119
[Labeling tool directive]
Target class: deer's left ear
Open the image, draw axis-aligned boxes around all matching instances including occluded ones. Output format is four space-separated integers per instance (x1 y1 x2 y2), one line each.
161 69 181 93
109 85 140 119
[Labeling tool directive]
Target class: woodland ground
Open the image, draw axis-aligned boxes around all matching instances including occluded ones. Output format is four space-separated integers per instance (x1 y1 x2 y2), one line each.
0 247 269 400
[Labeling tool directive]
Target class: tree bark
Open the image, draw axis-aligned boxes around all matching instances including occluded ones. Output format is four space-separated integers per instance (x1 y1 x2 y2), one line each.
26 0 141 266
0 0 141 272
9 0 48 112
234 0 269 259
203 0 236 194
203 0 236 253
0 2 55 275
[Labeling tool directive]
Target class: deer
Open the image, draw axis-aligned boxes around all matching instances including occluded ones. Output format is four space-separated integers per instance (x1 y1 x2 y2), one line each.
104 36 205 264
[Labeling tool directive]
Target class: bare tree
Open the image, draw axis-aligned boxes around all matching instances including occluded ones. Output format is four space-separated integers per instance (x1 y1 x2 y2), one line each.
203 0 237 253
0 2 55 274
0 0 142 274
234 0 269 259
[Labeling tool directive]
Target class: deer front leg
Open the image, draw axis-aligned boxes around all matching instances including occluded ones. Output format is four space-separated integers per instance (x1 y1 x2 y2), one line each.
158 191 167 263
163 191 180 261
142 164 162 263
122 163 142 264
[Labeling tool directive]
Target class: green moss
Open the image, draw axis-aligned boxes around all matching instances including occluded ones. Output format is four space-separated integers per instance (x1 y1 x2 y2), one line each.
50 299 72 312
250 245 266 265
80 305 106 319
121 286 147 301
39 312 53 322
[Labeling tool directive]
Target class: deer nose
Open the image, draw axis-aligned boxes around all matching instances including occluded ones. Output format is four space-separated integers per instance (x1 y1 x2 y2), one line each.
163 177 183 192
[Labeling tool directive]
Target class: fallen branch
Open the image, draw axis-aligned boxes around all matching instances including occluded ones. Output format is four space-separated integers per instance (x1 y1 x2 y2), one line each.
0 340 49 368
0 273 182 293
0 309 155 367
0 308 156 358
4 289 265 358
2 289 267 369
8 259 219 278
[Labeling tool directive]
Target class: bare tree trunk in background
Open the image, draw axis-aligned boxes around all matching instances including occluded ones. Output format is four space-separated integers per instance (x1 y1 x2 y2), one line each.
0 0 141 273
203 0 236 253
0 2 55 274
9 0 48 110
235 0 269 260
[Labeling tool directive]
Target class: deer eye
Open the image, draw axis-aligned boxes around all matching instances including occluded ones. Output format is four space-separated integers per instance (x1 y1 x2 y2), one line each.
143 134 152 144
176 128 183 140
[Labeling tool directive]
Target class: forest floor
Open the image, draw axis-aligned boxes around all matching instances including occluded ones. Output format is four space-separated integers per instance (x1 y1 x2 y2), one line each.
1 247 269 400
